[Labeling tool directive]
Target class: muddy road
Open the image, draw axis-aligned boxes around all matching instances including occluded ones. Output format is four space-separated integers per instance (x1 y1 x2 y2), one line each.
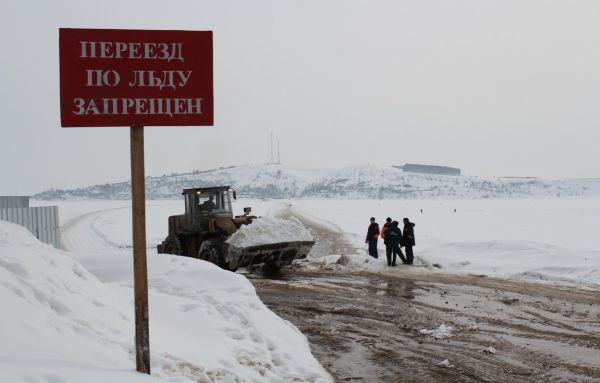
249 207 600 382
251 271 600 382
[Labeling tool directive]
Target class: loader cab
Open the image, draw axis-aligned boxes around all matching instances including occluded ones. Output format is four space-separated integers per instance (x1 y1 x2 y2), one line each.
182 187 236 231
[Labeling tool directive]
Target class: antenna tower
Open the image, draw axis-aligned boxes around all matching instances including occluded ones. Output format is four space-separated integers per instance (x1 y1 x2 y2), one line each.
270 132 274 164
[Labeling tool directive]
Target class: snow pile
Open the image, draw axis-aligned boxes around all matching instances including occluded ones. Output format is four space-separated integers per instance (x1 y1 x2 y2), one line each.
227 216 313 247
0 221 142 382
0 220 331 382
484 346 497 354
437 359 454 368
418 324 454 339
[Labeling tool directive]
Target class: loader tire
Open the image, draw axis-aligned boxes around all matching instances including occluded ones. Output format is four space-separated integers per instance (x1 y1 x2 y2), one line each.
199 239 226 268
261 262 281 276
163 234 186 256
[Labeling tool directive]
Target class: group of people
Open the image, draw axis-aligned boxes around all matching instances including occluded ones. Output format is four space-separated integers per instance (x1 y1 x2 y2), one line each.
365 217 415 266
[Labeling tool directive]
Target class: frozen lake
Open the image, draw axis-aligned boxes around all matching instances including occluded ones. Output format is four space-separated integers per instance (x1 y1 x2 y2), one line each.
48 197 600 288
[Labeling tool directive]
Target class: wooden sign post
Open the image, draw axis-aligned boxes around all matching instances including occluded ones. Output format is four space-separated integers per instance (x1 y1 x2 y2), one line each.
130 125 150 373
59 28 214 374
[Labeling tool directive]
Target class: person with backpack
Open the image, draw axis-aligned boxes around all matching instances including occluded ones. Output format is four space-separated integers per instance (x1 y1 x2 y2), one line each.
365 217 380 259
381 217 392 263
386 220 406 266
402 217 416 265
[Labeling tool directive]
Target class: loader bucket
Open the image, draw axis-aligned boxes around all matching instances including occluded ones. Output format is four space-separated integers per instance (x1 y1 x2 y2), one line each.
227 240 315 270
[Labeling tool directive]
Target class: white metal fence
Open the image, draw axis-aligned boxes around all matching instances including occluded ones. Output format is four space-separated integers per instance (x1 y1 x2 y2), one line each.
0 196 30 209
0 206 60 248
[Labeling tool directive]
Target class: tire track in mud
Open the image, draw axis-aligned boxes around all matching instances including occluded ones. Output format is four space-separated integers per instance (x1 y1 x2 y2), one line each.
250 209 600 382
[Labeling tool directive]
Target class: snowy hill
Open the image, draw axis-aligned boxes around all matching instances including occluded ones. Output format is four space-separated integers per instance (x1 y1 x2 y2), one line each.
34 164 600 200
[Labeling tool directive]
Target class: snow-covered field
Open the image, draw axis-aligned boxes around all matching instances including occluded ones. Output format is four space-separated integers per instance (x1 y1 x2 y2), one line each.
2 197 598 382
268 198 600 288
55 197 600 289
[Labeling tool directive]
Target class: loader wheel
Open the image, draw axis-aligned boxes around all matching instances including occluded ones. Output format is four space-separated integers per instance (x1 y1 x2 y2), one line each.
163 234 186 256
261 262 281 276
199 239 226 268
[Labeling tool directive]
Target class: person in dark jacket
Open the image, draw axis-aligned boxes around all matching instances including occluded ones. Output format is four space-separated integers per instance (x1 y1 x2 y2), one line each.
386 221 406 266
365 217 380 259
381 217 392 263
402 217 416 265
200 195 216 212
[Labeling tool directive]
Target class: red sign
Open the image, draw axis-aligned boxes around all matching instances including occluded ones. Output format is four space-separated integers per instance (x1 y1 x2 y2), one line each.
59 28 213 127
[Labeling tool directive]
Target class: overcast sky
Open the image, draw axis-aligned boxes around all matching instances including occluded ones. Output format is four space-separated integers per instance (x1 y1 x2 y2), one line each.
1 0 599 195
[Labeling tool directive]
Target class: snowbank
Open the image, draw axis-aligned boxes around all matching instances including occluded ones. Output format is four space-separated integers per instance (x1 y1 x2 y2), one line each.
0 221 331 383
227 217 313 247
0 221 145 382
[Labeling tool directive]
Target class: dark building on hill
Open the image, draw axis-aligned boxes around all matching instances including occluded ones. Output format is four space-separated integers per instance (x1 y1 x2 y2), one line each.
392 164 461 176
